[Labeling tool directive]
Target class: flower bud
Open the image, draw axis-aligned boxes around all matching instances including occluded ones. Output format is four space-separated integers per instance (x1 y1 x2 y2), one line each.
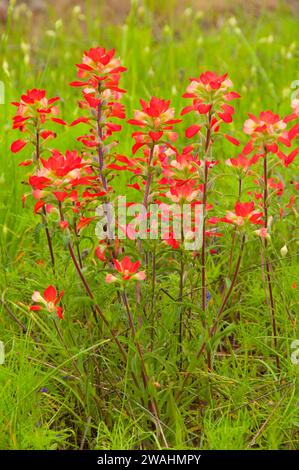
280 244 288 258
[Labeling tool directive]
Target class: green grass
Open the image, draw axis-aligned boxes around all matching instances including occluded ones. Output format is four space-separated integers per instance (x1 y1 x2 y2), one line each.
0 0 298 450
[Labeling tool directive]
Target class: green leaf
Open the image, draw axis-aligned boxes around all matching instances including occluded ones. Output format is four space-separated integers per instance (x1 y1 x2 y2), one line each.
33 222 44 244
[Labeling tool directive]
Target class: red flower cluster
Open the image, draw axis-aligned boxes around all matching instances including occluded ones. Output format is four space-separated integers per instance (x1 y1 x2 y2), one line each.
29 149 98 219
30 285 64 319
242 110 299 166
181 71 240 142
105 256 146 284
10 45 299 320
221 201 263 227
226 153 260 172
70 47 126 93
70 47 127 195
128 97 181 153
11 88 66 157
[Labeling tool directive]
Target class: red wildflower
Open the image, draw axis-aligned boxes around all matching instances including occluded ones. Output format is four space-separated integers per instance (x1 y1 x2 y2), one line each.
254 177 284 197
181 71 239 149
30 285 64 319
11 89 65 159
167 146 199 179
105 256 146 283
182 71 239 123
162 232 180 250
226 153 260 171
166 180 201 203
28 150 94 198
128 97 181 152
221 201 263 226
76 216 95 231
244 111 286 138
95 243 107 262
242 110 297 159
254 227 270 240
59 221 69 230
11 89 65 130
70 47 126 94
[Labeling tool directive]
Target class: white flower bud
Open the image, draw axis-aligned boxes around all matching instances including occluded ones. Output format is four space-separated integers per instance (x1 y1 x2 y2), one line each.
280 244 288 258
55 19 63 30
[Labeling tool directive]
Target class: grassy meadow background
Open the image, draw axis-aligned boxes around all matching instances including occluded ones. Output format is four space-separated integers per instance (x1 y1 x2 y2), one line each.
0 0 298 450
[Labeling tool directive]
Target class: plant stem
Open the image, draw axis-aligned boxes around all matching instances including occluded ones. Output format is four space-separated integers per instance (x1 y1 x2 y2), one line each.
73 220 83 269
201 112 212 370
0 298 42 346
143 145 155 209
178 223 184 370
68 242 126 356
96 95 114 240
57 203 133 374
177 233 245 400
42 206 56 269
76 243 83 269
201 159 208 312
149 244 156 351
228 175 242 276
136 145 156 304
35 129 56 271
122 291 149 388
96 97 107 192
122 290 168 448
208 234 245 338
262 150 280 372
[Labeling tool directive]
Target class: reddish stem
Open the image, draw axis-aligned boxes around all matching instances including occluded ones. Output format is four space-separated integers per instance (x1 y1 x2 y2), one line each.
96 101 107 192
58 203 133 372
35 129 56 271
96 97 115 241
178 222 184 370
201 112 212 369
262 150 280 372
228 176 242 276
143 145 155 209
177 234 245 400
136 145 155 304
201 160 208 313
122 291 168 447
122 291 149 388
